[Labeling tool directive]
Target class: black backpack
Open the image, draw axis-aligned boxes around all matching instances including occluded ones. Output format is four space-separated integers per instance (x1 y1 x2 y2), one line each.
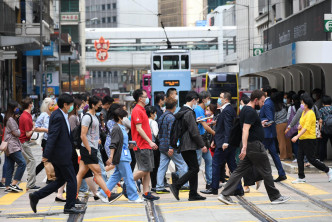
72 113 93 149
322 112 332 135
170 110 191 149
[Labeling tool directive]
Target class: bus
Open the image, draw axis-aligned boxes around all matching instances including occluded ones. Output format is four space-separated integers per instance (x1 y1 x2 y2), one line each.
142 73 151 99
151 50 191 107
192 72 239 112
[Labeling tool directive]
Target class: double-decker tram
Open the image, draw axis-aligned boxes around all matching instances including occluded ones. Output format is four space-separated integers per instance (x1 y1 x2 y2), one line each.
151 50 191 107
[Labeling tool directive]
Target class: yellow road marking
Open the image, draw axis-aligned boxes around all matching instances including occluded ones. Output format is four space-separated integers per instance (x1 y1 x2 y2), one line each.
280 175 329 195
277 214 332 220
243 188 265 197
0 183 27 205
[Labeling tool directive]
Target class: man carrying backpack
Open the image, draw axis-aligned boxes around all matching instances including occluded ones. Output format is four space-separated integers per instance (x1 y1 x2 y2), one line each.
319 95 332 161
169 91 207 201
156 98 188 194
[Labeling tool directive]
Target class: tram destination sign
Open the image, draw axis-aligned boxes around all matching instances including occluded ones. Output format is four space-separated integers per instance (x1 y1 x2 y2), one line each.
164 80 180 86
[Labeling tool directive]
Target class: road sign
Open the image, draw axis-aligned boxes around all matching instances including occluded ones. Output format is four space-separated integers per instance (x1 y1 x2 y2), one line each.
324 14 332 32
253 48 264 56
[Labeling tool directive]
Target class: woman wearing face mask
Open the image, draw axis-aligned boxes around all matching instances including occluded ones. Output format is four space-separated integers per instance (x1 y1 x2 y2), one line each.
2 101 27 193
35 98 55 176
145 106 160 192
291 95 332 184
69 99 83 131
98 108 143 203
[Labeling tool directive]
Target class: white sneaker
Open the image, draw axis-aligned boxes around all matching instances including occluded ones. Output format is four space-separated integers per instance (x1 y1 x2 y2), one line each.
291 178 306 184
327 168 332 182
128 198 144 203
217 194 235 205
292 159 297 163
271 196 290 205
95 192 108 203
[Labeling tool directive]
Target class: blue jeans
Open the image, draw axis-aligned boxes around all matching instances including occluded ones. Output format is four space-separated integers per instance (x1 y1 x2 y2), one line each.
156 151 188 190
5 151 26 186
263 138 286 177
2 156 7 179
292 140 298 158
196 149 212 185
100 161 139 201
79 179 88 192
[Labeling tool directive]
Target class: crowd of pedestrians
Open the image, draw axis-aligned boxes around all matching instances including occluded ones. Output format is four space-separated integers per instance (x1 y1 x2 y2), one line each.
1 86 332 214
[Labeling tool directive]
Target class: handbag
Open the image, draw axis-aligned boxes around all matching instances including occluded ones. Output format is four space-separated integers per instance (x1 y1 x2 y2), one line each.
0 141 8 152
44 161 56 181
285 107 299 138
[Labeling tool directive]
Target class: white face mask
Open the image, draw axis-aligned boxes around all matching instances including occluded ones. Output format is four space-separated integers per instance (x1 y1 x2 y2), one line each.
175 95 178 100
154 114 157 120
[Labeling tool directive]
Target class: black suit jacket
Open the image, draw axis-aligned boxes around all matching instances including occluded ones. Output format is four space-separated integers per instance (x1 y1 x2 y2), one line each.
43 109 73 166
214 104 236 149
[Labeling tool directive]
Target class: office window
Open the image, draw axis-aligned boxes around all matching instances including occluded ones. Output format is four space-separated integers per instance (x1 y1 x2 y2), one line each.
93 72 96 78
61 0 79 12
107 4 111 10
102 4 105 10
102 17 106 23
103 72 107 78
107 17 111 23
112 3 116 9
85 6 90 12
98 71 101 78
112 16 117 22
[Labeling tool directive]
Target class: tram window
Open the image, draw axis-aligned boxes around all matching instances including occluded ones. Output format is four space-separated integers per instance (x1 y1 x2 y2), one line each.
163 55 179 70
181 55 189 70
153 56 161 70
179 91 189 107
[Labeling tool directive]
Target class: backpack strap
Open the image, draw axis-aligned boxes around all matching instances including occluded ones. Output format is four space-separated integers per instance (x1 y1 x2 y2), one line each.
83 113 93 130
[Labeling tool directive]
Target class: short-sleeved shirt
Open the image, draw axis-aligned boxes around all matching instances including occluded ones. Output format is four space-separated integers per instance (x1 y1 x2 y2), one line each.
35 112 50 140
19 111 33 143
299 110 316 140
240 106 265 142
194 105 206 135
131 104 152 151
81 113 100 150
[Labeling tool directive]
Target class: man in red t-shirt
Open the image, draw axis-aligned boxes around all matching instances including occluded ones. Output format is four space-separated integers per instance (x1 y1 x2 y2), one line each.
19 97 40 190
131 89 159 201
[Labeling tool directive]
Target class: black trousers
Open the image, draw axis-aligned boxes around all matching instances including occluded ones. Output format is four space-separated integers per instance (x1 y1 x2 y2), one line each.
298 139 329 179
222 141 281 201
176 150 200 197
319 133 332 161
130 149 136 172
36 139 47 176
150 149 160 188
34 163 77 209
243 166 263 186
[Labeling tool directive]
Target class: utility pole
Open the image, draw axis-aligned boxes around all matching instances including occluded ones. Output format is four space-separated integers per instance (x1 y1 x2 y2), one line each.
68 57 72 93
40 0 45 99
58 0 62 94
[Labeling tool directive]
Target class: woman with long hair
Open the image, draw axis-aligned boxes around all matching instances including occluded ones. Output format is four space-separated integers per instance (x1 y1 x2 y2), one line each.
3 100 26 192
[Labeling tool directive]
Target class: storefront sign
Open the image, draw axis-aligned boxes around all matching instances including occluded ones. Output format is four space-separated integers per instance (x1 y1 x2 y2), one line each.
61 14 79 22
253 48 264 56
94 37 110 62
264 0 330 50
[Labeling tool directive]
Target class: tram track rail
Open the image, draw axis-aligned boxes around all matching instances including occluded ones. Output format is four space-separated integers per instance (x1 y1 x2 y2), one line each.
277 181 332 213
145 200 164 222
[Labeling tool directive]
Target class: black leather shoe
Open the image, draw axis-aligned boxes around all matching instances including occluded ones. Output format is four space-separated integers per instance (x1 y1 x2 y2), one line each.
55 197 66 202
205 184 211 189
234 190 244 196
29 193 39 213
188 194 206 201
200 188 218 195
171 172 179 185
64 206 85 214
274 175 287 182
169 184 180 200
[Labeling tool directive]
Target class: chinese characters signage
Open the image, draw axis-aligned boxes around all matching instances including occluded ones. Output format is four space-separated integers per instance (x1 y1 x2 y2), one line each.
94 36 110 62
61 14 79 21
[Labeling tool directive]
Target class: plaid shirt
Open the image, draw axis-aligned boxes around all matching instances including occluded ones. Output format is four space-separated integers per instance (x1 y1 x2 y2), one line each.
319 106 332 122
157 111 175 152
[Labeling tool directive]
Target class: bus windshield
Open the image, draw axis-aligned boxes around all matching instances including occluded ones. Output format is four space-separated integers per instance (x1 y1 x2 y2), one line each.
207 73 237 98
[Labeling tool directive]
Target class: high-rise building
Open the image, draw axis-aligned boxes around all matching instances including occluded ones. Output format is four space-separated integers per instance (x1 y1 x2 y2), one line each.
158 0 208 27
207 0 230 13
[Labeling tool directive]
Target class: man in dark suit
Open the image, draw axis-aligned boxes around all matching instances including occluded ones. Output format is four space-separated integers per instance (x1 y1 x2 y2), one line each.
260 86 287 182
29 94 85 214
201 92 242 195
